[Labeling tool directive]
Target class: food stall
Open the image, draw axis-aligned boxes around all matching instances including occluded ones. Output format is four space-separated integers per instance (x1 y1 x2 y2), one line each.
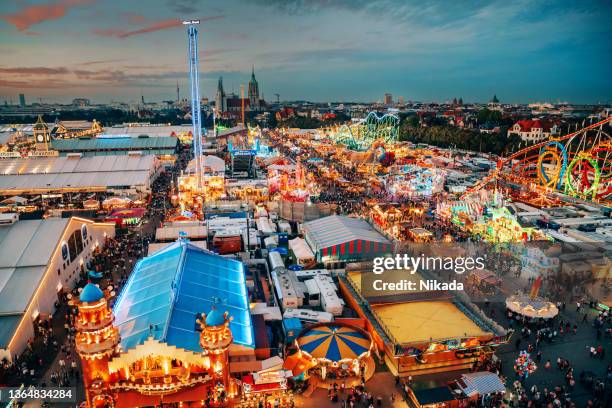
105 207 146 227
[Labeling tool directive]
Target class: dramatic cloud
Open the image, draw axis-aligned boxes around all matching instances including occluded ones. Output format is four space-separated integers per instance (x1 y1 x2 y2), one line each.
1 0 610 103
1 0 94 31
93 15 224 39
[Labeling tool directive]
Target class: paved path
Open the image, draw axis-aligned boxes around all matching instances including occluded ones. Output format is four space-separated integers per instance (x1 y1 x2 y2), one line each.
294 372 408 408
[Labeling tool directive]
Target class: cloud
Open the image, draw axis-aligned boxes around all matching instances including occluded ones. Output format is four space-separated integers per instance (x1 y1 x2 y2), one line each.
1 0 94 31
0 79 69 89
0 66 70 75
77 59 125 66
93 15 225 39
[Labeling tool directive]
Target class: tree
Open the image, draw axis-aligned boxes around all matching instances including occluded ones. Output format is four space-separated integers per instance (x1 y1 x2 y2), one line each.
407 115 419 128
477 108 502 125
399 115 520 156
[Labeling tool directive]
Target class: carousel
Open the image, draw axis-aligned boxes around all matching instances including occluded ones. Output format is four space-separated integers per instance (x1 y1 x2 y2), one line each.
293 323 374 387
505 276 559 319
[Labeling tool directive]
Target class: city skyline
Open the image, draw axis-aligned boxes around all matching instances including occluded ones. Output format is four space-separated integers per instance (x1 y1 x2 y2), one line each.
1 0 611 104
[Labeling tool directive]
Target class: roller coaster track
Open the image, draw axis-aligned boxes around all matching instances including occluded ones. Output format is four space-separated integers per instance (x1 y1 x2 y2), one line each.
461 117 612 202
327 112 399 151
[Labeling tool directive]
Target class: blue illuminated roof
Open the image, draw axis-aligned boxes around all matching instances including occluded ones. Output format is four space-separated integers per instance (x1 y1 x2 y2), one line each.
113 240 254 352
205 308 226 327
80 283 104 303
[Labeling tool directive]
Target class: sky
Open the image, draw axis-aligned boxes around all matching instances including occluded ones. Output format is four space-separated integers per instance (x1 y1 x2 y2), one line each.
0 0 611 104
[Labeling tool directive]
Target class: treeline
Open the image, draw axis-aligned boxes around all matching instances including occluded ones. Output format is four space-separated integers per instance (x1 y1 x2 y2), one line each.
399 122 522 156
278 112 350 129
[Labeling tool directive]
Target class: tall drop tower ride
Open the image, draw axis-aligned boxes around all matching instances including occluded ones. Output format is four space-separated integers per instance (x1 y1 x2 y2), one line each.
183 19 203 189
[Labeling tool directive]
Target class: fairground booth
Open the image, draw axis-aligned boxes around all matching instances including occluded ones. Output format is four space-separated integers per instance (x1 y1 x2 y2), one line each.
339 268 509 377
104 207 146 227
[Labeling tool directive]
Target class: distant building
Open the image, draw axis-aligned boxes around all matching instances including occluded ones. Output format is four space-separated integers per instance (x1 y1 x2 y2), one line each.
384 93 393 105
216 69 265 117
398 96 405 105
248 66 261 111
487 94 501 110
509 119 559 143
215 76 227 114
71 98 90 107
18 93 25 107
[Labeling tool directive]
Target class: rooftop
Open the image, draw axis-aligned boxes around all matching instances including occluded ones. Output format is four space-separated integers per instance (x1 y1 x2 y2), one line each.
0 218 70 348
112 240 254 352
0 155 156 194
51 136 178 152
371 301 489 344
303 215 391 250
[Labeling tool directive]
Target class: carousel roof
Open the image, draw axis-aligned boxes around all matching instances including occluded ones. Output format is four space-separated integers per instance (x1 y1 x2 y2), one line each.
297 324 371 361
113 239 254 352
505 293 558 319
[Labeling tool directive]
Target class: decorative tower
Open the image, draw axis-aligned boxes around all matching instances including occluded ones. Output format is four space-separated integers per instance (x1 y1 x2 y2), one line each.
71 283 120 408
33 115 50 151
90 119 103 136
248 66 260 111
197 303 235 404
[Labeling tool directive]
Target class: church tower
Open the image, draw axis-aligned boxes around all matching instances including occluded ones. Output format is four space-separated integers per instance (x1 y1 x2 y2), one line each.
33 115 50 151
197 305 236 404
215 76 227 114
248 66 260 111
72 283 120 408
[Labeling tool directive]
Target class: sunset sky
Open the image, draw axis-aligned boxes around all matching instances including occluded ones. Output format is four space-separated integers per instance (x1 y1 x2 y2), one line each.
1 0 611 104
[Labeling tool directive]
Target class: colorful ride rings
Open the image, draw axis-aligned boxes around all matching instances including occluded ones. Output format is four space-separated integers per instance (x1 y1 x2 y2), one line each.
590 143 612 200
537 141 567 189
565 154 600 200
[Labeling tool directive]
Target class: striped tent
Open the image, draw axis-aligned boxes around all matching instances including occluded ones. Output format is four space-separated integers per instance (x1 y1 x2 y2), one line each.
297 324 372 362
303 215 392 262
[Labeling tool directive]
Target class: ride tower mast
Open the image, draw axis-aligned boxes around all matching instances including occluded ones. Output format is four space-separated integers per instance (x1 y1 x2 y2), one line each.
183 19 204 191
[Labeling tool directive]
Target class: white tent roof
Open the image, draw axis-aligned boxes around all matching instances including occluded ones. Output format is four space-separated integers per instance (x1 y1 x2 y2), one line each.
289 237 315 261
0 218 70 348
0 155 156 193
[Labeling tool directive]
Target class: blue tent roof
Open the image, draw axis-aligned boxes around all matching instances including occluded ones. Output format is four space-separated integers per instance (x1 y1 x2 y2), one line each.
113 240 254 352
80 283 104 303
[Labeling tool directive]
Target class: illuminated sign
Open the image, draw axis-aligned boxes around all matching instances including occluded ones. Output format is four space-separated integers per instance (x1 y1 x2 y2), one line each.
0 152 22 159
28 150 59 157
